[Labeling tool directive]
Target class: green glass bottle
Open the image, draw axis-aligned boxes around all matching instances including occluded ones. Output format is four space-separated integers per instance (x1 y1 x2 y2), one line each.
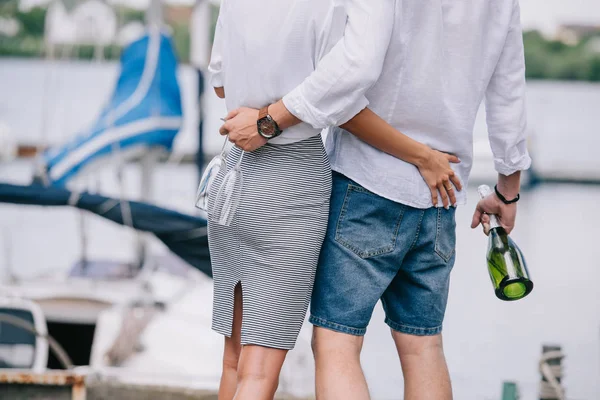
478 185 533 301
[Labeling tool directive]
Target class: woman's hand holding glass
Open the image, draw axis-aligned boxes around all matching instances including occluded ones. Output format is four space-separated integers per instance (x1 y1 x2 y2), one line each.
195 117 246 227
195 132 229 211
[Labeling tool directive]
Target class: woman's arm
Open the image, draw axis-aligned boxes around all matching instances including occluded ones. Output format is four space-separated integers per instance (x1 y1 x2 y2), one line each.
340 107 462 208
214 87 225 99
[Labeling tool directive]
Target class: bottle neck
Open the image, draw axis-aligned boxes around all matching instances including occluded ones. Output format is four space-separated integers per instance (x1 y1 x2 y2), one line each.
489 214 501 230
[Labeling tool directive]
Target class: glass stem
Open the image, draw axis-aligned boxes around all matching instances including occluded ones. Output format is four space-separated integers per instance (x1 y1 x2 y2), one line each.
220 136 229 156
235 151 245 168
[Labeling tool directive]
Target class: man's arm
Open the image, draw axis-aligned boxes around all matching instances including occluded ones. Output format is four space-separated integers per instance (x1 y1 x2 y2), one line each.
223 0 395 134
472 0 531 234
280 0 395 129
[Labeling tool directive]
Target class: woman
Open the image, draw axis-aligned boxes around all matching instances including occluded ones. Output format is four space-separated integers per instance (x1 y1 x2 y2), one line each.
207 1 461 399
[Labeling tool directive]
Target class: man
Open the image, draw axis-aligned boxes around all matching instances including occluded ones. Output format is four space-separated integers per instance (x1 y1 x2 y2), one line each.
221 0 531 398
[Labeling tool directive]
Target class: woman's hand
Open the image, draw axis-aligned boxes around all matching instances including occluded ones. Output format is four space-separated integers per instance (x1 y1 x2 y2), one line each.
416 149 462 208
219 107 268 152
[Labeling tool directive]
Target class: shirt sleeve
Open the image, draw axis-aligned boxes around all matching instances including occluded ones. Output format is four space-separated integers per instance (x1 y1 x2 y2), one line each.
282 0 395 129
208 9 224 88
485 0 532 176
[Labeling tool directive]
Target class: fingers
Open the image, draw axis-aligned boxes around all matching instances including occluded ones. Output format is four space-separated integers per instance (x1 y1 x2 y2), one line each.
445 186 456 206
481 213 490 225
219 120 233 136
445 181 457 206
437 175 455 207
436 182 450 209
225 108 242 121
429 184 439 207
471 203 483 229
445 154 461 164
481 213 491 235
450 174 463 192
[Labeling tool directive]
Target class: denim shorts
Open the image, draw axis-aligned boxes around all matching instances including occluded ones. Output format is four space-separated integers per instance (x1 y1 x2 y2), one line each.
309 171 457 336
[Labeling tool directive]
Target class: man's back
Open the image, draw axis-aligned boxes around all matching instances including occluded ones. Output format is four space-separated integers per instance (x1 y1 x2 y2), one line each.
325 0 531 208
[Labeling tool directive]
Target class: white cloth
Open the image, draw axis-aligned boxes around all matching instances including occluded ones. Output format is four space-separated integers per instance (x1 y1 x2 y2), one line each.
208 0 348 144
283 0 532 208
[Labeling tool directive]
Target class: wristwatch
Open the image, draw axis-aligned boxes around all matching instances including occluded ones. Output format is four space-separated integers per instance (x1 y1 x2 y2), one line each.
257 106 283 140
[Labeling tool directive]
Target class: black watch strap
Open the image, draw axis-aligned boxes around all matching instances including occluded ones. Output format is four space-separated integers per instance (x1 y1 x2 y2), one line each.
495 185 520 204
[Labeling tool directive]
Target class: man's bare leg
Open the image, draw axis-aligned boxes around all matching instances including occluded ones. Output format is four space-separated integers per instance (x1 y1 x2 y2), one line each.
392 331 452 400
312 326 370 400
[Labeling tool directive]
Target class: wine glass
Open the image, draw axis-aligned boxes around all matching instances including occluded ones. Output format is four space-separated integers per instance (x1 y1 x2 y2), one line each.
195 135 229 211
210 151 244 227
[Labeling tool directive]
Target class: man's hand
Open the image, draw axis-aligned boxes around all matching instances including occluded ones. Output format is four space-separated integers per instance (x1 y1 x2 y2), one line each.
471 193 517 235
219 107 267 152
416 149 462 208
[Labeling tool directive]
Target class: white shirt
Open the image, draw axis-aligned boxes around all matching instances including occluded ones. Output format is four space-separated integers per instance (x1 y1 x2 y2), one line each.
283 0 532 208
208 0 349 144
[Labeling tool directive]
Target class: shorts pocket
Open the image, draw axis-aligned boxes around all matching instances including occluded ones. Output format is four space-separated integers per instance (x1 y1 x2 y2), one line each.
434 207 457 262
335 183 405 259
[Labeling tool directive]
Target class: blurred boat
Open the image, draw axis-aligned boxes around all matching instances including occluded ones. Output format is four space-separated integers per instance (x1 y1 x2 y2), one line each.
38 29 183 187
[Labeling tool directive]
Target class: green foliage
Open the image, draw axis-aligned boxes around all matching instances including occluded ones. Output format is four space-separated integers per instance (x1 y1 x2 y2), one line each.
1 5 599 83
523 29 600 82
0 0 19 17
171 23 190 63
116 6 146 25
15 7 47 37
0 36 43 57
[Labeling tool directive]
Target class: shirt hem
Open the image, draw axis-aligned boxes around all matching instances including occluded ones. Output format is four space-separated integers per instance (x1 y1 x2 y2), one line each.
331 165 468 210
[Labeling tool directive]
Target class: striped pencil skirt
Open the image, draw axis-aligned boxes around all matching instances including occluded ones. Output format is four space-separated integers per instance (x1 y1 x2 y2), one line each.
207 134 331 350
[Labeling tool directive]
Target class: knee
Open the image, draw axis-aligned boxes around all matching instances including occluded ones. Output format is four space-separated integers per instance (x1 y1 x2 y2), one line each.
393 332 444 358
236 363 269 386
311 327 363 361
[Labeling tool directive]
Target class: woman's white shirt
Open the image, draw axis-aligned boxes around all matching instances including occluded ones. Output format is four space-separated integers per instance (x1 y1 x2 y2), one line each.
208 0 348 144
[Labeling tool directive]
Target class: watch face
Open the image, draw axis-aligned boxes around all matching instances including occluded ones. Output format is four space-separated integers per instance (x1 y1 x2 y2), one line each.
259 117 277 137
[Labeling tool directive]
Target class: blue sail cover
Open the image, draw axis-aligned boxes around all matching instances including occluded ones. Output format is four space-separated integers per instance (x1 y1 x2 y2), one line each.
41 31 183 186
0 183 211 278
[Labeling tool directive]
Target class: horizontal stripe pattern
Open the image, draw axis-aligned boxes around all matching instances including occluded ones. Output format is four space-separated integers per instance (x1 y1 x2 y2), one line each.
208 135 331 350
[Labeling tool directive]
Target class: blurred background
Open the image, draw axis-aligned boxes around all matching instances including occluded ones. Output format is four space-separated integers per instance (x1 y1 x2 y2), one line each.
0 0 598 399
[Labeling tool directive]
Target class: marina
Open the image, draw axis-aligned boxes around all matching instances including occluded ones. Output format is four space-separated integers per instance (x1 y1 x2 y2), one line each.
0 1 599 398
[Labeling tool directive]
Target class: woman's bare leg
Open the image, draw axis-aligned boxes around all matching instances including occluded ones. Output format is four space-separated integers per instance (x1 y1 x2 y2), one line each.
219 284 243 400
234 344 288 400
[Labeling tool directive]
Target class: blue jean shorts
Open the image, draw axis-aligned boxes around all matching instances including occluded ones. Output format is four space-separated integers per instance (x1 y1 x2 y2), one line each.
309 171 457 336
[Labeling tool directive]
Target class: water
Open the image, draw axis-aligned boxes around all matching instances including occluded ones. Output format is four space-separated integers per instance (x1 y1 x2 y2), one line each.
2 58 600 180
1 59 600 399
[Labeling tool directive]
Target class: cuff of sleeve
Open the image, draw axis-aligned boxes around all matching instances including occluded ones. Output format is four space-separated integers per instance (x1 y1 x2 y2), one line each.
494 151 532 176
282 86 369 129
210 72 223 88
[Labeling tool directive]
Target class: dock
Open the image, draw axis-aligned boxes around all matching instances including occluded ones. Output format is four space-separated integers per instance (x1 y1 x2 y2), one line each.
0 370 306 400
